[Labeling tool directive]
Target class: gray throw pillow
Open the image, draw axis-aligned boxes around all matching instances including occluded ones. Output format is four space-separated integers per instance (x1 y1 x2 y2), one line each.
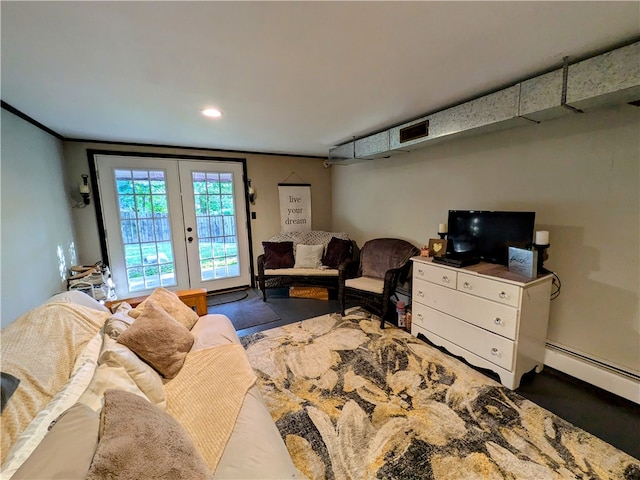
86 389 212 480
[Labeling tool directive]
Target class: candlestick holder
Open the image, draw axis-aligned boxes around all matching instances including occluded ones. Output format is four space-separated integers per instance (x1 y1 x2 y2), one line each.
533 243 550 274
438 232 447 240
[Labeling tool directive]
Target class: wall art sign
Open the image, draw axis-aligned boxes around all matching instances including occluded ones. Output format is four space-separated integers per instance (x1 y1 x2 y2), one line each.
278 183 311 232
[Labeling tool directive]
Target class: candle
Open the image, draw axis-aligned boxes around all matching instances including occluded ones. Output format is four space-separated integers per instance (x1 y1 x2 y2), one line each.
438 223 447 233
535 230 549 245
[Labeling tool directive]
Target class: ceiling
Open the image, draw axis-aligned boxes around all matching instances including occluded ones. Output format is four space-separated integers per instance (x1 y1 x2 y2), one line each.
2 2 639 158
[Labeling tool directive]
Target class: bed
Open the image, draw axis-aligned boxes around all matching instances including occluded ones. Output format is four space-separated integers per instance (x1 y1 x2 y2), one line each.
0 288 303 479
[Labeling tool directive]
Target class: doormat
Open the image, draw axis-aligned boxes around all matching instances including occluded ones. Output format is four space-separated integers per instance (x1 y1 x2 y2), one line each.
207 289 249 306
207 289 280 331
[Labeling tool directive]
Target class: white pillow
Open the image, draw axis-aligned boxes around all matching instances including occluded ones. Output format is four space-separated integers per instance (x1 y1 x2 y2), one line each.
45 291 109 312
294 244 324 269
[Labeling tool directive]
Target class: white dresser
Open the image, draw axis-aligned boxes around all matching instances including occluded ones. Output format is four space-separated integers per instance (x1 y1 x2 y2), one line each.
410 257 552 389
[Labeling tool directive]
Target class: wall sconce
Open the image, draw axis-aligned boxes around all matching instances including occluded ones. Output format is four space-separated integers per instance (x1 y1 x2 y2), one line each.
79 174 91 206
248 179 256 204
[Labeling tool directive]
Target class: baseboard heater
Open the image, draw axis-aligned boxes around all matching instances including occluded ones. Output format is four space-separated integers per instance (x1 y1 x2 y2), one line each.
545 342 639 382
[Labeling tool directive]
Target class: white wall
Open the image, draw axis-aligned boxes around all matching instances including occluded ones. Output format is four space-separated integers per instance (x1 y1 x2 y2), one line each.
332 104 640 375
1 110 78 326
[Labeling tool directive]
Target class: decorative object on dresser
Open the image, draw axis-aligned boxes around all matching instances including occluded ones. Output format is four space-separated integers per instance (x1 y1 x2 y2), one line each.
411 256 553 389
339 238 419 328
427 238 447 257
533 229 551 274
437 222 448 239
507 246 538 279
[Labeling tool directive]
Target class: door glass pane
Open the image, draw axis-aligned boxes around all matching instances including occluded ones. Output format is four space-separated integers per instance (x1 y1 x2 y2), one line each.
115 169 177 292
192 171 239 281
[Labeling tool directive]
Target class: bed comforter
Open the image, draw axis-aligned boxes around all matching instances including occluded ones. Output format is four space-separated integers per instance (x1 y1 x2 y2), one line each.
0 291 302 479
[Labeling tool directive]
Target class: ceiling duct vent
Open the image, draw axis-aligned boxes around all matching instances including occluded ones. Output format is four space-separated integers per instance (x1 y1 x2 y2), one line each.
328 41 639 165
328 141 355 162
400 119 429 143
355 131 391 160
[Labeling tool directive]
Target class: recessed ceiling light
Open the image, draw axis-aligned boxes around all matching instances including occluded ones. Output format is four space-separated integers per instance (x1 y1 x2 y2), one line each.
202 108 223 118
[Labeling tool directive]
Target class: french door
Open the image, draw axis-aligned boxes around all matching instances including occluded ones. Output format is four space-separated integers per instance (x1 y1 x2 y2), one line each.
95 154 250 299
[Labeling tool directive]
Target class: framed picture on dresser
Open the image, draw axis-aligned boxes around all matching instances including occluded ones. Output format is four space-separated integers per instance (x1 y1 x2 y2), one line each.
427 238 447 257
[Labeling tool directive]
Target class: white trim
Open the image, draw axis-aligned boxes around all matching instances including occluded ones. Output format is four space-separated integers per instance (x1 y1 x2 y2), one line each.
544 347 640 404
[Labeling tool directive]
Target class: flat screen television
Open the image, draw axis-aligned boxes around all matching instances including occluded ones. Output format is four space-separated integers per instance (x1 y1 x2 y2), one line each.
446 210 536 265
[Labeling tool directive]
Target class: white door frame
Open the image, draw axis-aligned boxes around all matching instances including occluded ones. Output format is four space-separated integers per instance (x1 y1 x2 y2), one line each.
178 159 251 291
91 151 254 298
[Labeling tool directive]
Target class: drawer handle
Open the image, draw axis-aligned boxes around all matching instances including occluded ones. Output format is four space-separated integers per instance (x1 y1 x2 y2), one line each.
498 291 508 299
494 317 503 326
491 347 501 357
442 275 450 283
418 291 424 297
417 313 423 321
418 269 424 276
463 281 472 289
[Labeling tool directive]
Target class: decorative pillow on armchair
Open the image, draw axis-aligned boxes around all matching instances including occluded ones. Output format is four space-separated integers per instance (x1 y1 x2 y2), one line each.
322 237 352 269
262 241 295 269
361 238 418 279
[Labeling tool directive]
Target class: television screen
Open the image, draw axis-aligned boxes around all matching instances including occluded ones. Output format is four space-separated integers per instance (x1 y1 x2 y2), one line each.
446 210 535 265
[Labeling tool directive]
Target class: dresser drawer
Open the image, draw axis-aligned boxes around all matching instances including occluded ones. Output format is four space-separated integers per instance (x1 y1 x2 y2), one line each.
414 263 457 289
457 272 521 307
413 279 519 340
414 304 515 371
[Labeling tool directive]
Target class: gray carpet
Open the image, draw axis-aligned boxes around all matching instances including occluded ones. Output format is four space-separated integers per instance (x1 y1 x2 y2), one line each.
207 289 249 306
207 289 280 330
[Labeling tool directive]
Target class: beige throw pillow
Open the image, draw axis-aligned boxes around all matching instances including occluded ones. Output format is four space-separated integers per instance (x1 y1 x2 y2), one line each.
294 244 324 269
117 300 194 379
129 287 199 330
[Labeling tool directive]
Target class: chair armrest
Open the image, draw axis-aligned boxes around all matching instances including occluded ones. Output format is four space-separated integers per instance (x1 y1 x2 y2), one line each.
257 254 267 301
105 288 208 316
382 267 405 298
338 259 360 283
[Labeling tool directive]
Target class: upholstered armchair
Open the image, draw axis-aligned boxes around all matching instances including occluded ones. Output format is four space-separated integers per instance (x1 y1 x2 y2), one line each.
339 238 420 328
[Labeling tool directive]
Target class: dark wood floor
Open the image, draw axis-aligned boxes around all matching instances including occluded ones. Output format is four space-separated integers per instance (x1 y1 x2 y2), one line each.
234 289 640 460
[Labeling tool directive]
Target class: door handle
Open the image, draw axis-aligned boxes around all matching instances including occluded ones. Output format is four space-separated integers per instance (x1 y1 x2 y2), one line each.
188 236 194 243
